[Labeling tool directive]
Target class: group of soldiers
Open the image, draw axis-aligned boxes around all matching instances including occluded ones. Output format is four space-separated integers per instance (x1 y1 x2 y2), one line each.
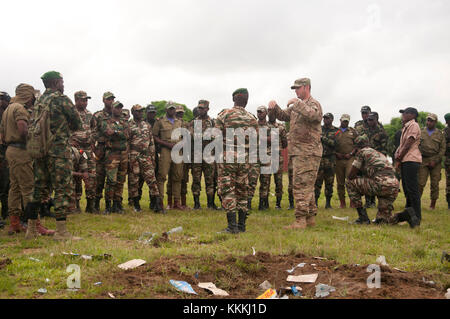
0 72 449 238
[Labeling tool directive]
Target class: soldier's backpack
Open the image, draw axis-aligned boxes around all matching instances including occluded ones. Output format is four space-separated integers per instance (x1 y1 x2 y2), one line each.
26 101 55 159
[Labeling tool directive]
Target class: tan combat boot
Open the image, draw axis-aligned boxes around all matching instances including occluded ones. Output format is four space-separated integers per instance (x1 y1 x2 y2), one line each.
25 219 39 240
306 216 316 227
284 217 307 230
53 221 82 241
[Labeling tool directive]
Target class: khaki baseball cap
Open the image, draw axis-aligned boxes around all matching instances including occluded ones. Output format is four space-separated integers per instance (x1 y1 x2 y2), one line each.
426 113 438 121
131 104 144 112
103 91 115 99
340 114 351 122
291 78 311 89
74 91 91 100
257 106 267 113
176 105 185 113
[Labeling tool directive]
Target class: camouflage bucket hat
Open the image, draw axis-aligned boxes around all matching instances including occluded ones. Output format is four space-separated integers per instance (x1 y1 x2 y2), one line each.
355 135 369 147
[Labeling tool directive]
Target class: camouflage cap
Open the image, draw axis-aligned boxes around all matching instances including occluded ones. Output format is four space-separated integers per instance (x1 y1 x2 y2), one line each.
445 113 450 121
323 112 334 119
103 91 115 99
131 104 144 112
176 105 185 113
361 105 371 113
340 114 351 122
355 134 369 147
291 78 311 89
426 113 438 121
146 104 156 112
166 101 176 110
232 88 248 97
368 112 378 120
74 91 91 100
40 71 63 81
198 99 210 108
257 106 267 113
112 101 124 108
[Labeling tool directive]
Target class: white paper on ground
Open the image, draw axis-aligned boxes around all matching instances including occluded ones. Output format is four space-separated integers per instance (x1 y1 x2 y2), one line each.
287 274 318 283
198 282 229 296
118 259 146 270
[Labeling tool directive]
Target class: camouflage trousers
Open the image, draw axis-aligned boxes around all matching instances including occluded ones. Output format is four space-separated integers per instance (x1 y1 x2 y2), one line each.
191 161 215 196
291 155 321 219
418 157 441 200
446 160 450 197
336 158 354 200
259 157 284 198
32 154 73 220
105 150 128 201
247 163 260 198
346 174 399 222
5 147 33 217
128 153 159 198
74 149 96 200
217 162 250 214
95 156 106 200
288 158 293 197
314 156 336 199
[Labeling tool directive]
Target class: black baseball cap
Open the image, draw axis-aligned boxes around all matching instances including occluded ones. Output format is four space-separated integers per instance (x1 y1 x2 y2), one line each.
399 107 419 117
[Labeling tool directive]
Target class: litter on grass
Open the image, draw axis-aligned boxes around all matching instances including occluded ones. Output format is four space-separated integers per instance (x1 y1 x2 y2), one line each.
259 280 272 290
257 289 277 299
198 282 229 296
287 274 318 283
118 259 146 270
332 216 349 221
315 284 336 298
376 256 388 266
170 280 197 295
286 263 306 273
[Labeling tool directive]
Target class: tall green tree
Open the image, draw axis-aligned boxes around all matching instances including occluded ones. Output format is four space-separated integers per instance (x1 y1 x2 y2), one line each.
151 100 194 122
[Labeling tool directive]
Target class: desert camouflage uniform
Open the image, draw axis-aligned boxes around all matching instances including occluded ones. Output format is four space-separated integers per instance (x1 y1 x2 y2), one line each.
32 88 82 220
346 147 399 222
314 125 338 200
215 106 258 214
70 108 96 201
271 96 323 219
256 119 270 198
128 118 159 199
418 127 445 200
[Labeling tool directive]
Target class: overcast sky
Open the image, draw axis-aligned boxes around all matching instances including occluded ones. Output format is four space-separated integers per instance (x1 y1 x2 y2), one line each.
1 0 449 125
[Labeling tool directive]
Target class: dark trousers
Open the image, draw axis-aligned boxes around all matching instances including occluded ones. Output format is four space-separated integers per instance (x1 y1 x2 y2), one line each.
401 161 421 222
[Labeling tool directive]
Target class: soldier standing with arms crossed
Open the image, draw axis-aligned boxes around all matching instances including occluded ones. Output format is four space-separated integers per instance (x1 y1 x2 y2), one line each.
268 78 323 229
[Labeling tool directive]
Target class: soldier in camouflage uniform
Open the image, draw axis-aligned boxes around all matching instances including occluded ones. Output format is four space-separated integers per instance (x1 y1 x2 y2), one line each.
30 71 82 240
256 106 270 211
361 112 389 208
91 92 115 212
418 113 445 209
68 146 88 214
216 88 258 233
444 113 450 209
0 91 11 226
269 78 323 229
267 109 288 209
128 104 163 213
346 135 400 225
191 100 218 210
354 105 371 135
314 113 338 209
247 107 260 211
70 91 96 213
101 101 130 214
288 155 294 209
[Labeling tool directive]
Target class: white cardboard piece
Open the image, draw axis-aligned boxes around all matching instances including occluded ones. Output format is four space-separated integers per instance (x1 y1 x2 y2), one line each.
287 274 318 283
198 282 229 296
118 259 146 270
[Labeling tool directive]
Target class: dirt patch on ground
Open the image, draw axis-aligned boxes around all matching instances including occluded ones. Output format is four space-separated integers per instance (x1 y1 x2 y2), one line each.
103 252 446 299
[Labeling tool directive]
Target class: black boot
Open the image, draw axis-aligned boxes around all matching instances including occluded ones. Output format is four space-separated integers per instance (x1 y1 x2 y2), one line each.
103 200 112 215
275 196 282 209
447 194 450 210
94 197 101 213
133 197 141 213
325 196 332 209
115 201 124 214
193 195 201 210
153 197 166 214
85 198 93 213
247 197 252 210
353 207 370 225
40 202 55 218
288 194 294 210
207 194 219 210
264 197 269 210
150 196 156 211
237 210 248 233
222 212 238 234
1 199 8 219
258 197 265 211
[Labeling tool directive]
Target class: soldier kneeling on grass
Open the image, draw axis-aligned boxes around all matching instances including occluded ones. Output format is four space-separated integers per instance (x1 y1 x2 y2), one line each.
346 135 401 225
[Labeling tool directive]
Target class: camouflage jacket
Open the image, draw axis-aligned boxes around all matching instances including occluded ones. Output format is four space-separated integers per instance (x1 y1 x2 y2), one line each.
267 121 288 155
352 146 396 179
271 96 323 157
71 146 88 173
191 115 215 150
70 108 93 149
321 125 338 157
91 108 112 145
129 119 155 157
101 116 130 151
215 106 258 161
444 126 450 165
34 88 82 158
361 125 388 156
355 120 384 135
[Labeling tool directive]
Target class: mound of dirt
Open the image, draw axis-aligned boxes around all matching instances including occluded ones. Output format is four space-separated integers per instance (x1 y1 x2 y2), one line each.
103 252 445 299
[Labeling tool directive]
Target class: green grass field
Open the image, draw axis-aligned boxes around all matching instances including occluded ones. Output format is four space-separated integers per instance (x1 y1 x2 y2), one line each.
0 174 449 298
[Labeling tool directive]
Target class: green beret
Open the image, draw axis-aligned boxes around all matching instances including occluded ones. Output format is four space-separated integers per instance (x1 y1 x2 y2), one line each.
40 71 63 81
355 134 369 147
232 88 248 97
445 113 450 121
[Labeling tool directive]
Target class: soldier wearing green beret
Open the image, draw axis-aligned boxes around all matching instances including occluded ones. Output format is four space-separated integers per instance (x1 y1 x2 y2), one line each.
444 113 450 209
30 71 83 240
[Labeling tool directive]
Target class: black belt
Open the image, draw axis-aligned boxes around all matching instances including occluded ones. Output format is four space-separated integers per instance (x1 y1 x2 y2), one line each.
8 143 26 150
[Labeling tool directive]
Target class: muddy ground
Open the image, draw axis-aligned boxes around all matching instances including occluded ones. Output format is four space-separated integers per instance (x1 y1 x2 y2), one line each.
102 252 447 299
